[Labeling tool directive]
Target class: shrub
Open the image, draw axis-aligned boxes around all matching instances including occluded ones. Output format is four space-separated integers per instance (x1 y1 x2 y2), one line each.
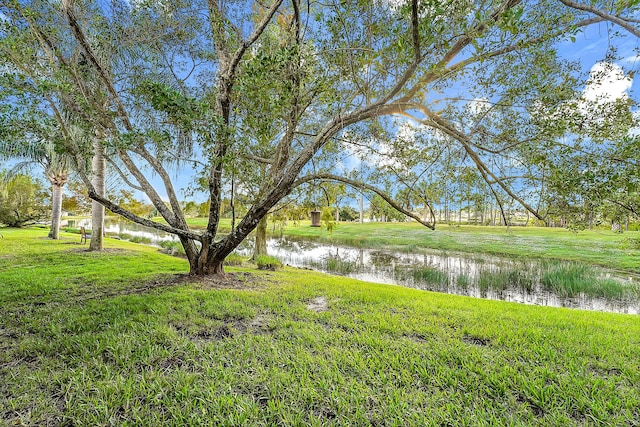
224 253 245 266
157 240 185 256
255 255 282 270
0 173 49 227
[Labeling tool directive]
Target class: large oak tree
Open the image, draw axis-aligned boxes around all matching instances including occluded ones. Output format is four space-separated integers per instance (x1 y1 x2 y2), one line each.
1 0 637 274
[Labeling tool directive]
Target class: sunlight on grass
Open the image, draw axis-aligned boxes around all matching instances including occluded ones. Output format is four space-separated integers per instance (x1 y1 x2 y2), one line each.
1 227 639 425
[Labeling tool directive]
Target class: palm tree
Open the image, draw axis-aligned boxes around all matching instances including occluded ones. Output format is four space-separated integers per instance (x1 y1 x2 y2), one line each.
89 135 106 250
0 138 72 239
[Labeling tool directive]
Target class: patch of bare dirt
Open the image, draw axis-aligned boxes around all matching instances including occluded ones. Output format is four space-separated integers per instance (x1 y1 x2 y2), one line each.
157 356 187 371
169 271 263 291
306 296 329 312
174 312 277 344
462 334 490 346
248 314 270 329
402 332 430 343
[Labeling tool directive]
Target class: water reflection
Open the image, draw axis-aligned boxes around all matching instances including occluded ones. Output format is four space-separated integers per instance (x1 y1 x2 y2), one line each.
238 238 640 314
67 218 178 244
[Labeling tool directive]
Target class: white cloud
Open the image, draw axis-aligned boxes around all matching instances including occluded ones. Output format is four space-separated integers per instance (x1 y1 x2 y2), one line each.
529 62 635 137
396 121 417 143
466 97 491 117
582 62 632 104
568 62 636 137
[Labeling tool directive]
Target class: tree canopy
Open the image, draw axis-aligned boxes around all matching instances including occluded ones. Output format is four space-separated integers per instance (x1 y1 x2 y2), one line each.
0 0 638 274
0 171 48 227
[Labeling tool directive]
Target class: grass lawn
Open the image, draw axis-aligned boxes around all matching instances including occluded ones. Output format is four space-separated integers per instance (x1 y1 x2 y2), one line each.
1 227 638 425
275 221 640 273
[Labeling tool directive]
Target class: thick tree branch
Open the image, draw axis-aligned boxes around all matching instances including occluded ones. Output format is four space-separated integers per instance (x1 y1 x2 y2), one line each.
86 189 202 241
105 157 144 192
445 17 604 78
204 1 284 243
230 0 284 74
116 150 178 225
411 0 421 62
61 0 193 230
244 154 274 165
606 198 640 217
130 145 186 225
397 0 522 103
558 0 640 38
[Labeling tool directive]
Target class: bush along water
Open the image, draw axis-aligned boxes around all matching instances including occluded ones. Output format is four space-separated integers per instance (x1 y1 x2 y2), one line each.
255 255 282 270
157 240 185 256
224 253 245 266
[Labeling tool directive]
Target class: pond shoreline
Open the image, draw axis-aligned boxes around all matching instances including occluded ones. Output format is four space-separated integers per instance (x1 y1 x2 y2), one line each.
237 237 640 314
64 218 640 313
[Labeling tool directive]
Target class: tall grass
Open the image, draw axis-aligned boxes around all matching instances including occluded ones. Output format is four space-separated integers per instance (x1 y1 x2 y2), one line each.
456 274 470 289
541 262 640 300
325 257 357 273
224 252 245 266
308 256 357 274
255 254 282 270
478 266 534 293
115 232 153 244
411 266 449 285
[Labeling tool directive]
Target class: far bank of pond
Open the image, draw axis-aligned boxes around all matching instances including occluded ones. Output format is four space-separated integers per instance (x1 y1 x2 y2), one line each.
65 218 640 314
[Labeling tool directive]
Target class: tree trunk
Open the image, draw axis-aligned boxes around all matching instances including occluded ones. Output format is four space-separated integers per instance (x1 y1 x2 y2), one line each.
444 191 449 224
48 182 65 239
231 170 236 230
191 252 225 275
89 138 105 251
253 215 268 260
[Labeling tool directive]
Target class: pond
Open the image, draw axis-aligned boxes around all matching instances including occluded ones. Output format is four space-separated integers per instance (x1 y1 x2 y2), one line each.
236 237 640 315
67 218 179 244
68 219 640 314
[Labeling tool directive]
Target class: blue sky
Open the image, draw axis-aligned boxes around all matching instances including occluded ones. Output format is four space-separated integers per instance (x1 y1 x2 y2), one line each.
562 22 638 91
3 11 638 206
145 20 640 205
